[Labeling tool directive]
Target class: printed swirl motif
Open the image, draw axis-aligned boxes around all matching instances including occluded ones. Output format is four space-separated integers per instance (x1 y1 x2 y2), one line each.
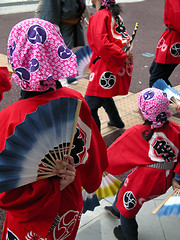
9 40 16 67
15 67 30 82
170 43 180 57
30 58 40 72
57 45 72 59
27 25 47 44
143 90 155 101
100 71 116 89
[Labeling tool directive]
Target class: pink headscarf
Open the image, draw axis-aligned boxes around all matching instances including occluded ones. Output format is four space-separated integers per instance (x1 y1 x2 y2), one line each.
102 0 115 9
138 88 172 129
7 18 78 91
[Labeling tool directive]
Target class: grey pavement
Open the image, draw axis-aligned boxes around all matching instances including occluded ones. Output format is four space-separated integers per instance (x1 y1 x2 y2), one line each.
0 0 39 15
0 0 144 15
76 188 180 240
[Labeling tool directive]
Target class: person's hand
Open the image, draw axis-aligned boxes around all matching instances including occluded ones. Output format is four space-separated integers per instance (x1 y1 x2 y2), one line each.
52 155 76 191
175 104 180 113
172 177 180 190
126 47 133 63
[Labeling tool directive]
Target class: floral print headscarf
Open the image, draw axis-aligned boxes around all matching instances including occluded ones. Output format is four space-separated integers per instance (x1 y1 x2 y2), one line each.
7 18 78 91
138 88 172 129
102 0 116 9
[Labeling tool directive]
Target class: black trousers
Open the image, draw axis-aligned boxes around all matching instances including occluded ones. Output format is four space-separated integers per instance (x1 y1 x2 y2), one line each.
84 95 122 131
120 213 138 240
113 179 138 240
149 59 178 87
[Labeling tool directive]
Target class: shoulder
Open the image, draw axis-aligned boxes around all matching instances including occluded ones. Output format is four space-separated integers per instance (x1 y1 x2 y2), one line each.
125 124 148 135
112 124 145 144
166 121 180 133
54 87 84 101
89 8 111 22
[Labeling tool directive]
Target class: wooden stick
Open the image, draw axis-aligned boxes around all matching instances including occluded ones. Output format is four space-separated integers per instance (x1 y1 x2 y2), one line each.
44 155 57 168
38 165 53 171
37 171 54 176
125 22 139 53
68 99 82 156
170 96 179 105
36 172 56 181
175 189 180 196
53 148 58 160
152 188 179 214
40 159 55 169
48 151 57 165
57 145 63 161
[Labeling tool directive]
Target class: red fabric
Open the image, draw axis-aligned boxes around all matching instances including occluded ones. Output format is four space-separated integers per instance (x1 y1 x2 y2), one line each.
164 0 180 32
86 9 133 97
116 165 174 218
106 122 180 175
106 122 180 218
0 67 12 101
174 161 180 175
0 87 108 239
155 0 180 64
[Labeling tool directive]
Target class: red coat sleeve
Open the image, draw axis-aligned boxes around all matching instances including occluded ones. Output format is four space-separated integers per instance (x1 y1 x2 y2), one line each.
76 96 108 193
106 126 153 175
78 118 108 193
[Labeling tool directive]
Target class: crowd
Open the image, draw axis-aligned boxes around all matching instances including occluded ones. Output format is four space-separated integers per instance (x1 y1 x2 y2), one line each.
0 0 180 240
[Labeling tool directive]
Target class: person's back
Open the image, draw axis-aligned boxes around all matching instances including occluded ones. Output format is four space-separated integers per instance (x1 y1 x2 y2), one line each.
0 18 108 240
106 87 180 240
85 0 133 131
149 0 180 87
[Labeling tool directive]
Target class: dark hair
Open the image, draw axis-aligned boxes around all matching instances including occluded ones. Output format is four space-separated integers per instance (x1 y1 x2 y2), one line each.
142 129 155 141
142 120 154 141
109 3 122 17
142 120 169 141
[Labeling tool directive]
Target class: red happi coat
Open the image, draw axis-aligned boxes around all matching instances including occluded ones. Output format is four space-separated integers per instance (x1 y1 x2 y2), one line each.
155 0 180 64
86 8 133 98
0 87 108 240
106 123 180 218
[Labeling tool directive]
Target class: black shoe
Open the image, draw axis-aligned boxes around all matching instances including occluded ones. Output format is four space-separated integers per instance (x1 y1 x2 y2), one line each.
114 225 126 240
104 206 120 219
108 120 125 128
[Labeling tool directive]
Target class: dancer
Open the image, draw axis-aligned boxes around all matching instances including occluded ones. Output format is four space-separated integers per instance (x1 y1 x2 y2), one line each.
149 0 180 87
0 18 108 240
40 0 86 49
106 87 180 240
84 0 133 131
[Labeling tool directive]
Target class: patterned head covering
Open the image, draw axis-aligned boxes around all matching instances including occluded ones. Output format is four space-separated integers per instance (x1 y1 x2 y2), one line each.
138 88 172 129
7 18 78 92
0 67 12 101
102 0 115 9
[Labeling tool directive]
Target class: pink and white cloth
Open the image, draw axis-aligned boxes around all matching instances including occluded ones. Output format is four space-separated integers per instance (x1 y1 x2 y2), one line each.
138 87 172 129
102 0 115 9
7 18 78 92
